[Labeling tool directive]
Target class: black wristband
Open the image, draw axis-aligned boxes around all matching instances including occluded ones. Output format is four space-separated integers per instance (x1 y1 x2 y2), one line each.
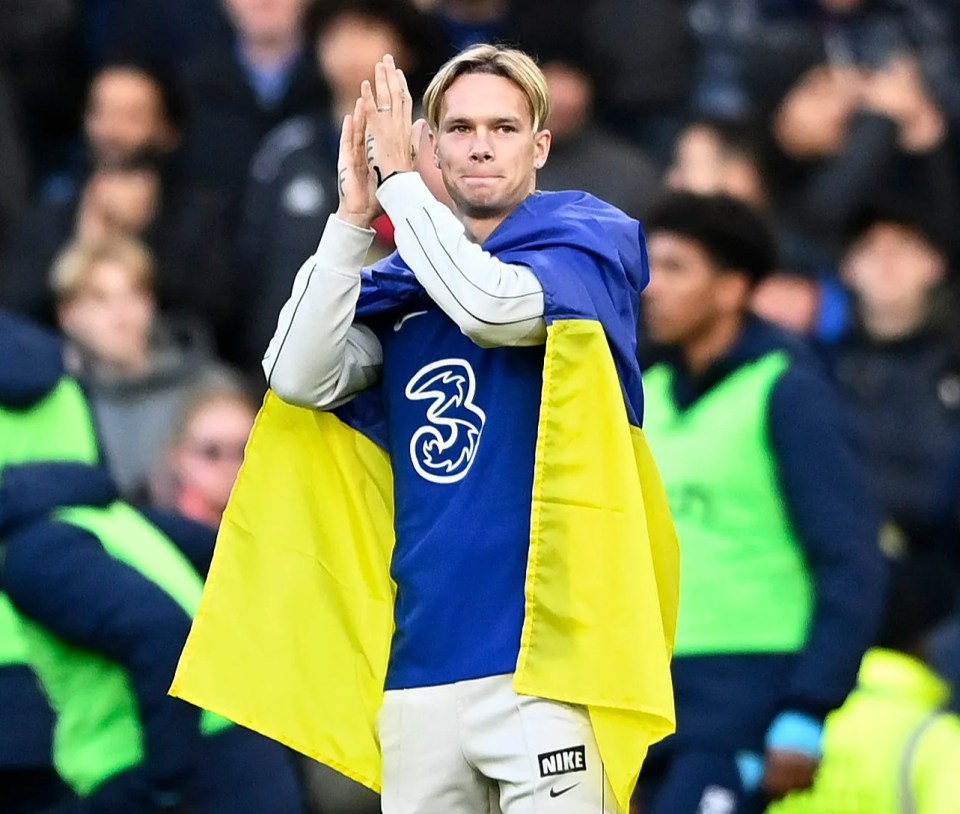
374 167 406 188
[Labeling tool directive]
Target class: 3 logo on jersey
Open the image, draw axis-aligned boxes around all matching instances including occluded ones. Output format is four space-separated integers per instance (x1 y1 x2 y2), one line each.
405 359 486 484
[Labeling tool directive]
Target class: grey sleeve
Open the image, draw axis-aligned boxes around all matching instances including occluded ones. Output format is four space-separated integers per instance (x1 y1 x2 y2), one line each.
376 173 547 347
262 216 384 410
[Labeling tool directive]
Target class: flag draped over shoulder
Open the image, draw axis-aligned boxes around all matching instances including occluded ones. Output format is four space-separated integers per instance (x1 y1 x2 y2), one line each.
171 191 679 810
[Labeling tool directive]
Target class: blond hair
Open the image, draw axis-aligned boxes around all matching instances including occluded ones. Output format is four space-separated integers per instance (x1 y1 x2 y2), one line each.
422 44 551 132
50 234 155 303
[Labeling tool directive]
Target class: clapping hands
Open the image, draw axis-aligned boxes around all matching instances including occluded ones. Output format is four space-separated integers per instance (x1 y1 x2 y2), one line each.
335 54 428 229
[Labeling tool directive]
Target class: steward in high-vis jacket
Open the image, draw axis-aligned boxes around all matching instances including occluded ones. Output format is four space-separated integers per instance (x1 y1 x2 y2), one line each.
0 309 305 814
636 193 887 814
769 558 960 814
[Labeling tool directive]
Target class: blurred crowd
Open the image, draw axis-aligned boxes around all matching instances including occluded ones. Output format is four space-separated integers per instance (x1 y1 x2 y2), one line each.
1 0 960 812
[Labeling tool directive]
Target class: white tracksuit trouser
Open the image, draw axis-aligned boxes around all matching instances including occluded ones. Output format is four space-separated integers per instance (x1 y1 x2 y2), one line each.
378 674 620 814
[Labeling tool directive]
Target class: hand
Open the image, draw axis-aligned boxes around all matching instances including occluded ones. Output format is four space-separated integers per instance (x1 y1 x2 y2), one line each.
335 96 381 228
861 58 946 152
361 54 416 184
761 748 818 800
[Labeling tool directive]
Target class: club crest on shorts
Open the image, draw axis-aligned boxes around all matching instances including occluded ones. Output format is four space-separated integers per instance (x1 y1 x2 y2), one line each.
405 359 486 484
538 745 587 777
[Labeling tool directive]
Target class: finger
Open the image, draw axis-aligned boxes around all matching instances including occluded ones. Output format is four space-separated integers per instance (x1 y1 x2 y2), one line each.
397 68 413 124
384 55 404 115
352 96 366 160
374 60 391 112
338 113 352 167
360 79 377 117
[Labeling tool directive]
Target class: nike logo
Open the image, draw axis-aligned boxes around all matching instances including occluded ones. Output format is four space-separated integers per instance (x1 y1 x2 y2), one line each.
394 310 428 332
549 784 579 798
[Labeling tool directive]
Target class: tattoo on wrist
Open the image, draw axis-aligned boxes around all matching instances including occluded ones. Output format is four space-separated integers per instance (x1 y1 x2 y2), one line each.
337 168 347 199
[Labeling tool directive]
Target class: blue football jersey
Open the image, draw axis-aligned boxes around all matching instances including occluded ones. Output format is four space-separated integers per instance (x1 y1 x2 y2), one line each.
378 306 544 690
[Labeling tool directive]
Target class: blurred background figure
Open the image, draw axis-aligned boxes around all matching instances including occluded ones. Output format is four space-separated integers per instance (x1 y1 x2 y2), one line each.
0 310 74 814
0 0 86 194
755 35 959 277
237 0 444 374
688 0 960 124
0 309 306 814
666 117 767 209
1 61 238 357
824 203 960 559
536 54 661 219
582 0 697 161
51 234 232 499
768 556 960 814
179 0 323 209
151 384 258 529
82 0 230 72
636 191 885 814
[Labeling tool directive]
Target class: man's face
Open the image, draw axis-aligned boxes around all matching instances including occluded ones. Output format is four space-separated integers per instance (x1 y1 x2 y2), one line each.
85 69 175 167
842 222 946 314
58 261 155 370
222 0 307 42
643 232 738 346
432 73 550 222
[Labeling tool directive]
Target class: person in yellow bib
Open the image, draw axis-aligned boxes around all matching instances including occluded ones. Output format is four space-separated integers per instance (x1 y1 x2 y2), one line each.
768 557 960 814
0 310 306 814
635 192 887 814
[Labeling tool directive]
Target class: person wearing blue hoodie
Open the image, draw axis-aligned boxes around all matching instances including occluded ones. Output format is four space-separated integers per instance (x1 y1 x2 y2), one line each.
635 192 888 814
0 309 305 814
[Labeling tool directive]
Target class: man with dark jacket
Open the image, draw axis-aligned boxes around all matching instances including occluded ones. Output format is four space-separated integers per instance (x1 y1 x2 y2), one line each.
635 192 887 813
825 203 960 556
178 0 324 206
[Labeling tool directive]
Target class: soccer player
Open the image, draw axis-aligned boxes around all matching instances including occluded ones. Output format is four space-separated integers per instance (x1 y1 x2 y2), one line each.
636 191 887 814
175 45 678 814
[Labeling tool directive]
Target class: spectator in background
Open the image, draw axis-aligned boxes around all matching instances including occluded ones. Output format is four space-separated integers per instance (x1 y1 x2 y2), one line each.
688 0 960 125
238 0 444 373
754 35 960 275
1 60 239 354
666 117 767 210
583 0 697 161
152 384 258 529
179 0 324 205
52 234 230 499
636 192 886 813
535 56 661 220
82 0 231 71
0 0 86 186
824 204 960 557
427 0 583 57
0 311 306 814
768 556 960 814
663 117 852 340
0 311 72 814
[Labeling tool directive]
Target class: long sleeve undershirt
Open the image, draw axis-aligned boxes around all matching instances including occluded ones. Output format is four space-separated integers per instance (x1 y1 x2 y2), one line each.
263 173 546 410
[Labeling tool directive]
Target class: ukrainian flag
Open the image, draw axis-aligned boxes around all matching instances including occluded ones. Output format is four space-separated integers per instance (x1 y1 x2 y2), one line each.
171 192 679 811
